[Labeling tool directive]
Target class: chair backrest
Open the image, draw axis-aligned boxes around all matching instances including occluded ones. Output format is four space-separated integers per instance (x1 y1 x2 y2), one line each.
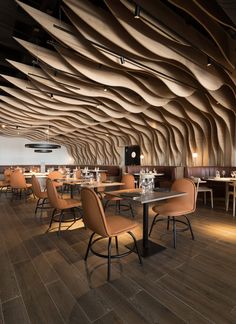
47 171 63 180
10 170 27 189
4 168 13 182
32 175 43 198
171 178 196 213
46 179 64 209
121 173 135 190
229 181 236 195
75 169 81 179
81 187 110 237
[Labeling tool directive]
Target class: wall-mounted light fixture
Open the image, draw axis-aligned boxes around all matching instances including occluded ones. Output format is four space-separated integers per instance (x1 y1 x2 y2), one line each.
192 152 198 166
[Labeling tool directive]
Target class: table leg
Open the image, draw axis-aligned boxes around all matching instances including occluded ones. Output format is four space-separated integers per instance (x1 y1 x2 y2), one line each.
70 185 74 198
225 182 229 210
126 202 165 257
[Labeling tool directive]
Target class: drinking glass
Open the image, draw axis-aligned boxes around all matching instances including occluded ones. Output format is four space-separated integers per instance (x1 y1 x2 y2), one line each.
141 178 153 194
222 170 225 177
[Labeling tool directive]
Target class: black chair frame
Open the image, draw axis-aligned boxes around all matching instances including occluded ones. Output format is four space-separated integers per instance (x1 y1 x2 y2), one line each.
85 231 142 281
149 214 194 248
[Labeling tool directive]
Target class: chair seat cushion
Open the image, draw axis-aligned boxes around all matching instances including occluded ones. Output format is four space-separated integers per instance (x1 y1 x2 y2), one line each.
53 181 63 188
152 202 194 217
61 198 81 209
0 180 9 187
197 186 212 192
106 215 137 235
37 191 48 199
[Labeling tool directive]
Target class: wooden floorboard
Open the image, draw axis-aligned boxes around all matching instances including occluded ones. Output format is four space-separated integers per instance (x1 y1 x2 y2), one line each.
0 194 236 323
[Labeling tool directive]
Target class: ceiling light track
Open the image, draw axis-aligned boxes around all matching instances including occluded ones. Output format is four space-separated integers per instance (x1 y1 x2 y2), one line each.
26 87 99 104
28 72 81 90
51 23 205 91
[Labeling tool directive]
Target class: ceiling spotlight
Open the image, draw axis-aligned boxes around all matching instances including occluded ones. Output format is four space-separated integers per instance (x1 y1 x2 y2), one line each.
1 124 6 128
103 87 108 92
206 56 212 67
134 4 141 19
120 56 125 64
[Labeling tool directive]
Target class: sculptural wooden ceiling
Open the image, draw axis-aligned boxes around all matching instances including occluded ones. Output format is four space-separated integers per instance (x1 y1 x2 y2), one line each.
0 0 235 166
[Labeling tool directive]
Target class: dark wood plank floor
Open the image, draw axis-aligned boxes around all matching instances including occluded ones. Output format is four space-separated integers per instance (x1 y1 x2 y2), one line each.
0 193 236 324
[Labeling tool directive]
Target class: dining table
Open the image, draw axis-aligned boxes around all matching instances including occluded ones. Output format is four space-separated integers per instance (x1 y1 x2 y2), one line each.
206 177 236 208
107 188 187 257
62 178 124 198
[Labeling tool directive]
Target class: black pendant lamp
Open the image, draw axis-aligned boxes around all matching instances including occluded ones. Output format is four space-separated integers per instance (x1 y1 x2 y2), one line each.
25 126 61 152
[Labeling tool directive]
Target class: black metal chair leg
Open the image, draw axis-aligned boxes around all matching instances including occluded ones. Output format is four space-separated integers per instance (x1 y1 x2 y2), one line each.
72 208 76 222
58 211 64 235
172 217 176 248
149 214 159 236
103 199 110 211
130 203 135 218
167 216 170 230
85 232 96 260
49 209 56 228
115 236 119 254
128 231 142 265
35 199 40 215
185 215 195 240
107 237 112 281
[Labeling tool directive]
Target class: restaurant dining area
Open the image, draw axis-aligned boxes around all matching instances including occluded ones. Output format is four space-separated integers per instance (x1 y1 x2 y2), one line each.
0 0 236 323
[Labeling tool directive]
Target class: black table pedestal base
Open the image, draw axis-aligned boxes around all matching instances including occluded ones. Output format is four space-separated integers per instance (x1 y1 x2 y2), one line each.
126 239 166 258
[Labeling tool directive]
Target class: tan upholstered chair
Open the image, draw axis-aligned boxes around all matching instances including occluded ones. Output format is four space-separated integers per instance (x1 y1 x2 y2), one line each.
10 170 32 199
46 179 82 234
149 178 196 248
75 169 81 179
32 175 50 217
81 187 142 281
226 181 236 217
0 168 13 194
96 172 107 199
104 173 135 217
194 178 213 208
47 170 64 189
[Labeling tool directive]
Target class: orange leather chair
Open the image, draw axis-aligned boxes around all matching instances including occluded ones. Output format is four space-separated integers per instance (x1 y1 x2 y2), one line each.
104 173 135 217
46 179 82 234
31 175 50 217
0 168 13 194
47 170 64 189
75 169 81 179
81 187 142 281
10 170 32 199
149 178 196 248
